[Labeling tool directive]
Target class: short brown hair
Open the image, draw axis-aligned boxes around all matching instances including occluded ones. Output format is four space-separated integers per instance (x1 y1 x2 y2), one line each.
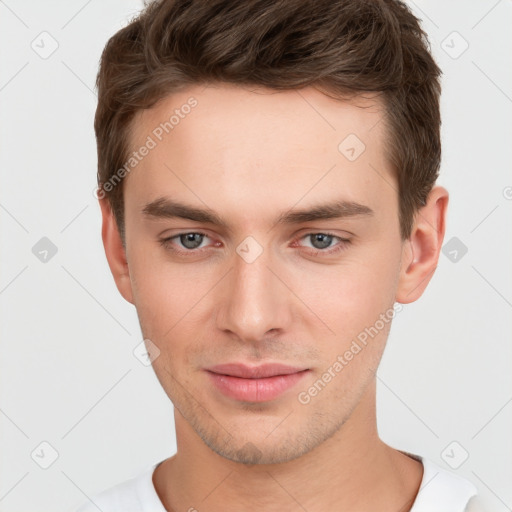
95 0 442 241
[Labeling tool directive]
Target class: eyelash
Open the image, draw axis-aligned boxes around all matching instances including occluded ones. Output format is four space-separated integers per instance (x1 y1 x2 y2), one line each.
159 231 351 257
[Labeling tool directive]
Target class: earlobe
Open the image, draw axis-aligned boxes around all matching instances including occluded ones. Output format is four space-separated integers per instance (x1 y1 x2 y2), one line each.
395 186 449 304
99 198 134 304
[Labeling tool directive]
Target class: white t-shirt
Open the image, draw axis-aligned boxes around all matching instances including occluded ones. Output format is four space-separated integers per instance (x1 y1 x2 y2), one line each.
71 452 486 512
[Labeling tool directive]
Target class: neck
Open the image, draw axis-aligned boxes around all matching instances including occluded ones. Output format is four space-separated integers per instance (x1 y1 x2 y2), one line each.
153 379 423 512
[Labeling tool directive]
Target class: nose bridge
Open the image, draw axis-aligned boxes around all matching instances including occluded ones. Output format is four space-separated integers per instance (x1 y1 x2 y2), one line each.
217 235 290 340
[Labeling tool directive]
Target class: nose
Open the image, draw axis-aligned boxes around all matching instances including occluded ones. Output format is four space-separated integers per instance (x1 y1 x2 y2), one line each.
215 240 293 344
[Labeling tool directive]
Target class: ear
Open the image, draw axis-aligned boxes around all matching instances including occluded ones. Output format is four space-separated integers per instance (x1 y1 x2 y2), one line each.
99 198 134 304
395 186 449 304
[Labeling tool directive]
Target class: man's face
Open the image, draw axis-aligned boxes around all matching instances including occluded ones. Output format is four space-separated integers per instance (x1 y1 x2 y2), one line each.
121 83 406 464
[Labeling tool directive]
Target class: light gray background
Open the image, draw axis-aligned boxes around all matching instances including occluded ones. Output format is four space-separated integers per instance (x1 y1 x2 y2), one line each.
0 1 511 511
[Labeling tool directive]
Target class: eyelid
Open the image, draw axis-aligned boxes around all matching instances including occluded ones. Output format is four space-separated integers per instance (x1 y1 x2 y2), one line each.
159 230 352 257
294 229 352 243
292 232 351 254
159 231 213 251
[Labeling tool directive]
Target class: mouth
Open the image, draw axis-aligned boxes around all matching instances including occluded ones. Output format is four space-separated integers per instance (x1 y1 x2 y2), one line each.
204 363 310 402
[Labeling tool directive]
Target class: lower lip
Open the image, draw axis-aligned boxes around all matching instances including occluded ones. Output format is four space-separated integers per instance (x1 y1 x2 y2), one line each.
206 370 310 402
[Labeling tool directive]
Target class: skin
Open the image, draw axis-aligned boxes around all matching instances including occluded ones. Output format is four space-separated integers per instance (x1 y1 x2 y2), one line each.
100 82 448 512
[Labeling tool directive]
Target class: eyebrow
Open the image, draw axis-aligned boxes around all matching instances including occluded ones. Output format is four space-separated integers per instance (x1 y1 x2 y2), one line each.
142 197 374 230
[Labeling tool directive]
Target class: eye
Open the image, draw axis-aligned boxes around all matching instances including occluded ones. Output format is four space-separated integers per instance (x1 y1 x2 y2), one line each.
159 231 351 258
295 232 351 256
159 232 213 254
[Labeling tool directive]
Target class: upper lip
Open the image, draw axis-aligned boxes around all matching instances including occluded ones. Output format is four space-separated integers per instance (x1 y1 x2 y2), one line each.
205 363 309 379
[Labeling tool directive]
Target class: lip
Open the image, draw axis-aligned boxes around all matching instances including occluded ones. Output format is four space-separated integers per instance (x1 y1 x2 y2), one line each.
205 363 310 402
206 363 308 378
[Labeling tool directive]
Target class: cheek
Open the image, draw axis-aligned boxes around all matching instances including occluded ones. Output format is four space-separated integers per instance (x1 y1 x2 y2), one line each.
293 246 401 339
128 229 402 347
129 257 204 384
128 249 196 337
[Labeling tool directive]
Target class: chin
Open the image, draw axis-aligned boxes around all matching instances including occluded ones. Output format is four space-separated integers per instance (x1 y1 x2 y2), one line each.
196 418 339 466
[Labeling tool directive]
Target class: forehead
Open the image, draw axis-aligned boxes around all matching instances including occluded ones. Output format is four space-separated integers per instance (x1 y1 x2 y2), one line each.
131 83 386 156
125 83 396 228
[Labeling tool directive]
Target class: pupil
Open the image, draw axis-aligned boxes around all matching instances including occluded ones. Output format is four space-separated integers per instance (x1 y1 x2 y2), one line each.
181 233 202 249
312 233 332 249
